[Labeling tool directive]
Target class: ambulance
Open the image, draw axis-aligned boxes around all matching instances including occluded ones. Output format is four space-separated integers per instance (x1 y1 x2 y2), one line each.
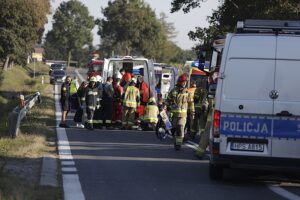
102 56 157 97
209 20 300 180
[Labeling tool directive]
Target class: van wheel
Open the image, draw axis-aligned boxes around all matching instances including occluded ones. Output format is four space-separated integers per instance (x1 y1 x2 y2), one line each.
209 163 223 180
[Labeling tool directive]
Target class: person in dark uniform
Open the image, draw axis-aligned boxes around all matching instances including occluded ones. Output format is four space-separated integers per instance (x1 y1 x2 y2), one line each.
102 77 114 129
74 81 88 128
59 76 72 128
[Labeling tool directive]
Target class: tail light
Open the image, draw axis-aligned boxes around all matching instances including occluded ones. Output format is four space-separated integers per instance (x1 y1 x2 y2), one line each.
213 110 221 138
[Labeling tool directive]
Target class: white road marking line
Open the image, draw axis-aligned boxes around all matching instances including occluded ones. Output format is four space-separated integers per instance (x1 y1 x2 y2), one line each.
62 167 77 172
62 161 75 166
268 185 300 200
55 84 85 200
63 174 85 200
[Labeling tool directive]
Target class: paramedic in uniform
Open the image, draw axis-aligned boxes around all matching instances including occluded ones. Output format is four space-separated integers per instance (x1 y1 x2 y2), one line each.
166 74 194 150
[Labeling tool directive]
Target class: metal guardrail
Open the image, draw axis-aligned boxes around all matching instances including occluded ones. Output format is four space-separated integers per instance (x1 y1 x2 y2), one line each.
8 92 41 138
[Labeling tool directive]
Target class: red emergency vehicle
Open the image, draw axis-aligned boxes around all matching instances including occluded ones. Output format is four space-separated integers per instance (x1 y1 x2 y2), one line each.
87 59 104 80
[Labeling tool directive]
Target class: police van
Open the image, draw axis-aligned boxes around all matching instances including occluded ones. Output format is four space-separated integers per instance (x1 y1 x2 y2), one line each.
209 20 300 180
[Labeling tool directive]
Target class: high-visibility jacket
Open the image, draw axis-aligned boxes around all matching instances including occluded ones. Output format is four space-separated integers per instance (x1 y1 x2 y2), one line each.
83 85 100 111
143 104 159 124
123 86 140 108
166 86 194 118
187 87 196 100
70 80 79 94
194 87 208 113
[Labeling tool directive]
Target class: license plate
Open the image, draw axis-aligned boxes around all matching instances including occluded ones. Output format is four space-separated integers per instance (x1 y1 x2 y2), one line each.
230 142 264 152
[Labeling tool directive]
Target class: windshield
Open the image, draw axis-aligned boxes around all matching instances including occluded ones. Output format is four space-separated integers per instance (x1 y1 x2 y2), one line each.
52 71 65 75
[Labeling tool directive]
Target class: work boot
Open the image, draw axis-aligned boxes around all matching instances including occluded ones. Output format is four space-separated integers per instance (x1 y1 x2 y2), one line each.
174 144 181 151
195 147 205 159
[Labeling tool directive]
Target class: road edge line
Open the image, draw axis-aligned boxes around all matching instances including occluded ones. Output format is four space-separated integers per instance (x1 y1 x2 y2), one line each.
55 84 85 200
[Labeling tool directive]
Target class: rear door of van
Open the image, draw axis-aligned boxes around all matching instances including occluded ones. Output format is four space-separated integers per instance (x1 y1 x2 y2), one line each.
218 34 276 157
272 35 300 159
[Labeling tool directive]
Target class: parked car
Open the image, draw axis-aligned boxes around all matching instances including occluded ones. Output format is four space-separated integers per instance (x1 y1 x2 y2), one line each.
49 64 65 75
50 70 67 84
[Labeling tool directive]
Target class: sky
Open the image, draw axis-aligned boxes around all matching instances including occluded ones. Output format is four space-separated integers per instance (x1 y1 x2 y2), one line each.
44 0 219 50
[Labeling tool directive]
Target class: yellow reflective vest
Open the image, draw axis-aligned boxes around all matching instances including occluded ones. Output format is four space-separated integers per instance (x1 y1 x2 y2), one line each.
70 80 78 94
123 86 140 108
143 104 159 124
194 87 208 113
167 86 194 118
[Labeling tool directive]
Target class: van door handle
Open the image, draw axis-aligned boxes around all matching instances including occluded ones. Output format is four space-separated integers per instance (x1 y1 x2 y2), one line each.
276 111 293 116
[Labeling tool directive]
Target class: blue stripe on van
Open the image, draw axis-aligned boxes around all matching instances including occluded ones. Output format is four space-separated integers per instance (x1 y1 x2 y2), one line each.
273 117 300 139
220 114 271 137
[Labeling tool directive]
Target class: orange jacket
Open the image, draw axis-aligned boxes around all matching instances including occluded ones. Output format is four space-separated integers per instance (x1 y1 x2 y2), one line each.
139 81 149 103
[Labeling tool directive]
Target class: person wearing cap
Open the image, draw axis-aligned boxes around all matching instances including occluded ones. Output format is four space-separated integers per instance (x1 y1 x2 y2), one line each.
142 97 159 130
122 77 140 129
83 76 101 130
74 81 88 128
166 74 194 150
93 75 103 129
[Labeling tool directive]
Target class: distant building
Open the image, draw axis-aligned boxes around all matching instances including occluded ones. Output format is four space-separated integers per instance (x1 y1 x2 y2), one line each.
31 46 44 62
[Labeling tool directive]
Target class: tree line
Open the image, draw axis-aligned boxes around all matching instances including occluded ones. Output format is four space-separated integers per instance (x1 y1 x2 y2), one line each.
2 0 298 68
45 0 195 66
171 0 300 51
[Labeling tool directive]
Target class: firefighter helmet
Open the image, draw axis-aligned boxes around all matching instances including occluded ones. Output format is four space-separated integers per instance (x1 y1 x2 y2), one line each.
148 97 156 104
130 77 137 84
90 76 97 82
177 74 188 84
96 75 102 82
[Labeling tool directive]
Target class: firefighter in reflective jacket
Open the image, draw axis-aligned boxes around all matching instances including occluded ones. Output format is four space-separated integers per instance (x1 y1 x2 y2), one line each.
195 74 217 158
93 75 103 129
83 76 101 130
142 97 159 130
122 78 140 129
186 81 197 135
166 74 194 150
190 79 208 139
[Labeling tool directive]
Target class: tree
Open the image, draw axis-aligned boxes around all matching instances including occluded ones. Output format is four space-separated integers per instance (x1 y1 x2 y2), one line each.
44 0 94 66
171 0 300 51
98 0 167 58
0 0 50 69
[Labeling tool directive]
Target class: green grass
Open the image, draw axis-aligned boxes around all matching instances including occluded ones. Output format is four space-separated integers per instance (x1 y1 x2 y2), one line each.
0 63 61 199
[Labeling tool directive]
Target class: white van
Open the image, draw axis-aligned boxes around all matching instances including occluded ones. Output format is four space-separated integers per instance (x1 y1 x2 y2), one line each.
209 20 300 180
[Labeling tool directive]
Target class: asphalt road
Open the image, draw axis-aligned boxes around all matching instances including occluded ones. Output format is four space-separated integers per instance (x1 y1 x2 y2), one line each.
57 67 300 200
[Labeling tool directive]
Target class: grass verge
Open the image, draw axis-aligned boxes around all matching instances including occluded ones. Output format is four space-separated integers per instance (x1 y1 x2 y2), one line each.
0 63 61 200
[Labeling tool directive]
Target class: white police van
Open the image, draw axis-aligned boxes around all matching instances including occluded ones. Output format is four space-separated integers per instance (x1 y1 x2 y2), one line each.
209 20 300 180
